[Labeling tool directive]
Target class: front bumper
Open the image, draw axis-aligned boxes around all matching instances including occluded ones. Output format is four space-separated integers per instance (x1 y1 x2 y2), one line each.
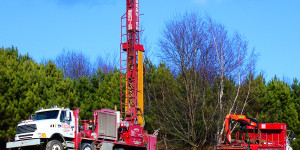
6 139 41 149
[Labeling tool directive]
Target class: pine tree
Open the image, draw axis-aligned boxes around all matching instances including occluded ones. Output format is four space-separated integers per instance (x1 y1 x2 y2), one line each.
291 78 300 121
243 74 267 118
259 76 299 131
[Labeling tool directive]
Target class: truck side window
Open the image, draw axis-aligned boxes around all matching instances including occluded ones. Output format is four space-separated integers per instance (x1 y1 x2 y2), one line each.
68 112 72 121
60 111 66 122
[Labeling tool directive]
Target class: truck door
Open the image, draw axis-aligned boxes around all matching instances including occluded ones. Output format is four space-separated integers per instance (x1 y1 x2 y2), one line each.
59 110 74 138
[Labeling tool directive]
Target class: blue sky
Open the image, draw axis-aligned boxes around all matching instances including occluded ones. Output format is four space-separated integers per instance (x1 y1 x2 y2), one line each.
1 0 300 82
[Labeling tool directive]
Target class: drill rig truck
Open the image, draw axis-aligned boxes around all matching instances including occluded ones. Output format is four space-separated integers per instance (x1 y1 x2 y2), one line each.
6 0 158 149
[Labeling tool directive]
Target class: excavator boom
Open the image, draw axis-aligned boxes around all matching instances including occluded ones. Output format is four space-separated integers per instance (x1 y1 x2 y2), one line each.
224 114 259 144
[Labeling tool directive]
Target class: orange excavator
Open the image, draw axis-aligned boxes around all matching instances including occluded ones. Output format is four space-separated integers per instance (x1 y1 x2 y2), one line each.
224 114 259 145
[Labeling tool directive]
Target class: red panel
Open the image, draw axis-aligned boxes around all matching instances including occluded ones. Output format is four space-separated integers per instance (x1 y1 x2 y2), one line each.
147 135 157 150
135 44 144 52
122 43 128 50
259 123 284 130
247 123 285 130
125 124 144 146
126 0 139 31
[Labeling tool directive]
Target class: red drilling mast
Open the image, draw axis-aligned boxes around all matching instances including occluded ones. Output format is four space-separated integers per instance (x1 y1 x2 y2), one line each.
120 0 145 126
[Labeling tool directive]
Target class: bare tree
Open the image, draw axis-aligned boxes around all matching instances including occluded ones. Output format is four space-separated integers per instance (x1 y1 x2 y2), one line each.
55 50 91 79
93 51 118 75
209 18 257 140
156 12 215 149
153 12 257 149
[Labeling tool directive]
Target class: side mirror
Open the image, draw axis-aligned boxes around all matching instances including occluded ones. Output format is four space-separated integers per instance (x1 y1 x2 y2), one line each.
66 111 70 121
30 114 35 120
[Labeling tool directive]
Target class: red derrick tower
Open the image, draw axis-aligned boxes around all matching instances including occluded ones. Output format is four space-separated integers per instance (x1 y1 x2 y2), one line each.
120 0 145 126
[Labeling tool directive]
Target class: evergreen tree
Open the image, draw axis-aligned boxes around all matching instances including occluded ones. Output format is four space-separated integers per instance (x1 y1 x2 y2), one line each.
259 76 299 131
290 78 300 149
0 47 78 145
0 47 39 141
98 69 120 110
243 74 267 118
291 78 300 121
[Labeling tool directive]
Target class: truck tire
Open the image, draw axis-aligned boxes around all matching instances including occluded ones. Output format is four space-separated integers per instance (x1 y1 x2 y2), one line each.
81 143 93 150
46 140 63 150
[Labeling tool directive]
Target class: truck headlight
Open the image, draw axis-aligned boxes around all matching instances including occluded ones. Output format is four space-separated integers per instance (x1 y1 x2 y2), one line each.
38 133 46 137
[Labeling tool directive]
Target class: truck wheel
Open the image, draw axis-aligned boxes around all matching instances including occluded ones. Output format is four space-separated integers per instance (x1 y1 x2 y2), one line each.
46 140 63 150
81 143 93 150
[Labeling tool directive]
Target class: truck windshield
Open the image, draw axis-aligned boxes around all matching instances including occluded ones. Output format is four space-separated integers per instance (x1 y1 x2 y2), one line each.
34 110 59 120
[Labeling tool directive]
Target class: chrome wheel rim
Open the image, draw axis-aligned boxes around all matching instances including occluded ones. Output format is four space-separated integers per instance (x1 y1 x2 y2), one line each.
52 144 61 150
84 146 91 150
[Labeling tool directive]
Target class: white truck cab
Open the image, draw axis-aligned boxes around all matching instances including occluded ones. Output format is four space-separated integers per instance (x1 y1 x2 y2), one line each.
7 107 76 150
